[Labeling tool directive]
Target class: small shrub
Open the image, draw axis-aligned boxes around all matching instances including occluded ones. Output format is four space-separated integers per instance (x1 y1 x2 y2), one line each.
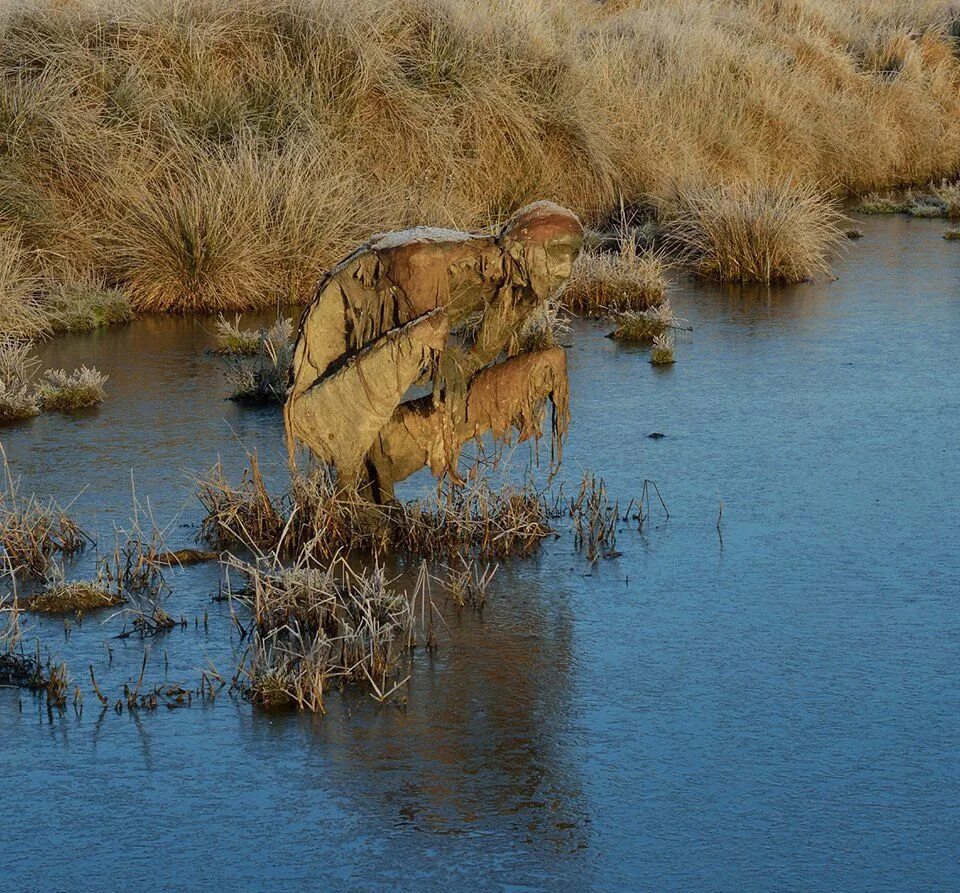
650 333 675 366
37 366 107 411
665 180 845 284
560 238 667 316
0 464 88 579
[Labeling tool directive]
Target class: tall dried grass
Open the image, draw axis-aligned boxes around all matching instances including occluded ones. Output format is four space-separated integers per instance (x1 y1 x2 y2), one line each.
663 180 846 283
0 0 955 327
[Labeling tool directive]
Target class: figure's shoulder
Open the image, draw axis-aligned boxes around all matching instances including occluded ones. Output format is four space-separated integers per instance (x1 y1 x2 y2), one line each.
368 226 481 252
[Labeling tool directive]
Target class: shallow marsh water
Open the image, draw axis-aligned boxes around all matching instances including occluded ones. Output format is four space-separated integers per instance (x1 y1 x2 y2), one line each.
1 215 959 891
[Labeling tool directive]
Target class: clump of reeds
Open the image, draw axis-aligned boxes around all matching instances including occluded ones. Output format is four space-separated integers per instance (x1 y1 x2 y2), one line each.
944 230 960 241
0 337 40 423
398 477 553 559
609 300 680 343
566 472 619 562
98 491 170 596
0 603 72 710
222 319 293 403
650 334 676 366
196 454 284 551
0 461 88 579
439 556 496 611
205 455 555 562
44 279 134 333
231 552 433 711
288 468 394 559
560 237 667 316
665 180 846 284
36 366 107 411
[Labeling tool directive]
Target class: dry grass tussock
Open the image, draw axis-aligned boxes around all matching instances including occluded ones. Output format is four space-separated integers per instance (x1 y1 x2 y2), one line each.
663 180 846 283
0 0 955 329
561 237 668 316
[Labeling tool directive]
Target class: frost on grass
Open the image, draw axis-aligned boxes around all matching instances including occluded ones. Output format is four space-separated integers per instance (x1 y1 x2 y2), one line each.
45 280 134 333
560 238 667 317
231 552 435 711
37 366 107 411
609 300 680 343
650 333 676 366
219 318 294 403
0 337 40 422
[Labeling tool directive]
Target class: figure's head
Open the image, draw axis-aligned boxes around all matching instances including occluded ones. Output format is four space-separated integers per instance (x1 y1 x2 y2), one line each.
498 201 583 298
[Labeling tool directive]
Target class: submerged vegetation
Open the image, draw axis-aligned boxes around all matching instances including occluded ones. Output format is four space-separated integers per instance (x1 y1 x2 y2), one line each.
0 0 956 335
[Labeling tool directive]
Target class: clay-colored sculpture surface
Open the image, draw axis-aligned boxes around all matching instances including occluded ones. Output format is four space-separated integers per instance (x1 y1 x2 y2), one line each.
285 201 583 502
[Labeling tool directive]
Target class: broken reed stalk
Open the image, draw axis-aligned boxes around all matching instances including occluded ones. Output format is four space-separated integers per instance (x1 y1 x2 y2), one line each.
566 471 619 561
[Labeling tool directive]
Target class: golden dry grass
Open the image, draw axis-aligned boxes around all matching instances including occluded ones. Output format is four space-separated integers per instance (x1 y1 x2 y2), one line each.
0 0 957 326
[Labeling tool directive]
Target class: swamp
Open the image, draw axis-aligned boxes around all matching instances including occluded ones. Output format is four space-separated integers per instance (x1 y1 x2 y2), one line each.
2 0 960 888
2 212 958 890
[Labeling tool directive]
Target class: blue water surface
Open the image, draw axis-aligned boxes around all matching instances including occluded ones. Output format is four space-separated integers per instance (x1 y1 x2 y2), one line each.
1 214 958 892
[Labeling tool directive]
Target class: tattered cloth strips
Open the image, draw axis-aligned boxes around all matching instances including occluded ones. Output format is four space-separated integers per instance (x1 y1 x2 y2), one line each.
285 201 583 503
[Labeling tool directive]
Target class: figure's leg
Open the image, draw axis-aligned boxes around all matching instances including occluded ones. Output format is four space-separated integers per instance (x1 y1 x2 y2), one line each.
365 347 570 498
285 311 449 486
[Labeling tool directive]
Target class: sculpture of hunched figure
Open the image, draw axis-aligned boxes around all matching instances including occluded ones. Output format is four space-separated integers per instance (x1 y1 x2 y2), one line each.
284 200 584 503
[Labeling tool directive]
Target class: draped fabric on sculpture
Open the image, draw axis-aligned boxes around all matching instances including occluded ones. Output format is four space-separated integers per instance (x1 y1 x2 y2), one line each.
284 201 584 503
